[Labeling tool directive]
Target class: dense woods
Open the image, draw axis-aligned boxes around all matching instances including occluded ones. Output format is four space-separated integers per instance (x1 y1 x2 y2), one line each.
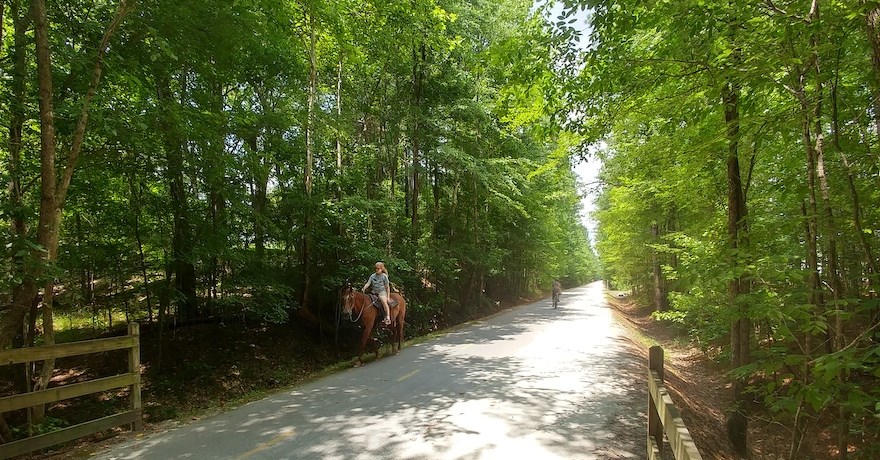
0 0 599 444
564 0 880 458
8 0 878 458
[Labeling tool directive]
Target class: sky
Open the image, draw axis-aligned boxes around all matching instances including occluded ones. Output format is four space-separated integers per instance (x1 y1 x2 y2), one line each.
538 2 602 236
574 155 601 238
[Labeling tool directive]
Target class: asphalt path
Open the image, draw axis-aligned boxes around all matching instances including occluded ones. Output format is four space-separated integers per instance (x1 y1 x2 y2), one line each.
94 281 646 460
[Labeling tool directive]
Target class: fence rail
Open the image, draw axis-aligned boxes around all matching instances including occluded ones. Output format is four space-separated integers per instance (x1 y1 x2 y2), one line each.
0 323 142 460
647 345 703 460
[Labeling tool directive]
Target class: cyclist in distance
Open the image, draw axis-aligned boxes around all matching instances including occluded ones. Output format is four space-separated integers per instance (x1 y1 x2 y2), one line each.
552 279 562 309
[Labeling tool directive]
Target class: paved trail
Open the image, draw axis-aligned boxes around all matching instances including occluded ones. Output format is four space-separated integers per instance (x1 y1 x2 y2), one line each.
95 281 646 459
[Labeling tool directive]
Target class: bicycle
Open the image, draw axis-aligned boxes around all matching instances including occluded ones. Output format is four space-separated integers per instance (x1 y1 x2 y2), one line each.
552 291 560 309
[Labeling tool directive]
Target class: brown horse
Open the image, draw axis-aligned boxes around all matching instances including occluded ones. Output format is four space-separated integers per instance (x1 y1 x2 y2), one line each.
341 285 406 367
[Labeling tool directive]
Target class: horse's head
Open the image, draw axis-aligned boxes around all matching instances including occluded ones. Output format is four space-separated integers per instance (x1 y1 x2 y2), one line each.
341 284 356 319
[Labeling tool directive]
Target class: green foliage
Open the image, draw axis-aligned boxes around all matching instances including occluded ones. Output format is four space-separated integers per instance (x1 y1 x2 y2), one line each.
11 417 68 437
568 0 880 452
1 0 596 347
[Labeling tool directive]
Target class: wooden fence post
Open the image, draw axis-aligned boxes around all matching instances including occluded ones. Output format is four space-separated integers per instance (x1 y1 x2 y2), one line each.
1 330 143 459
128 322 143 431
648 345 664 455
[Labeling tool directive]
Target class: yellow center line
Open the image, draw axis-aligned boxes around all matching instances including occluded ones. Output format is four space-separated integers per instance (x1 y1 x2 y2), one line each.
236 429 297 459
397 369 420 382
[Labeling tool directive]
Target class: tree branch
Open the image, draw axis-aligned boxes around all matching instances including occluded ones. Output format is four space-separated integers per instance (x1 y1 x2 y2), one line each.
623 57 711 72
763 0 789 17
56 0 136 208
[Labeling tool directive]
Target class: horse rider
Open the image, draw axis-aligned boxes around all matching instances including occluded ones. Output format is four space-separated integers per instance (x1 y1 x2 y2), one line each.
363 261 393 325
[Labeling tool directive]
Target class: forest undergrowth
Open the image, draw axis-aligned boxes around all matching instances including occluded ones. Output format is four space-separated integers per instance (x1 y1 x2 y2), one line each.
606 293 844 460
3 290 851 460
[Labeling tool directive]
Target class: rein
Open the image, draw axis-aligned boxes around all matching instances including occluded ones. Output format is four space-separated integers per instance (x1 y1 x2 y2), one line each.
345 292 369 324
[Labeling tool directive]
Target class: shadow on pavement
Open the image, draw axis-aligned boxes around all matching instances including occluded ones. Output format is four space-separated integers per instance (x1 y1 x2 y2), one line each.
96 283 646 460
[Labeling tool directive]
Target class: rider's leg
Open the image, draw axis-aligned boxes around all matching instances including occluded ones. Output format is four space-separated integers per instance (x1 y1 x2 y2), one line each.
379 294 391 325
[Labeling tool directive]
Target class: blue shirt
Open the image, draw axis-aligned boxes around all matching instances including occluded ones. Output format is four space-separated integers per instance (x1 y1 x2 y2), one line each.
368 273 389 294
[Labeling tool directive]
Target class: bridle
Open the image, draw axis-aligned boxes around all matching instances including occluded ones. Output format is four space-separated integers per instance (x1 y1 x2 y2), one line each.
342 288 367 323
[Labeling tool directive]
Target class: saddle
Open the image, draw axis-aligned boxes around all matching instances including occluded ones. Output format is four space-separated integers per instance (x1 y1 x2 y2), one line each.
368 294 398 317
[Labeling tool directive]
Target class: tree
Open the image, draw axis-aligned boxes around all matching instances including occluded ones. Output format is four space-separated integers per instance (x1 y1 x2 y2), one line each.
570 0 880 456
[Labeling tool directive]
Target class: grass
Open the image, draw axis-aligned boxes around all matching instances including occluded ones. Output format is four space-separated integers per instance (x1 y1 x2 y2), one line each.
51 310 139 343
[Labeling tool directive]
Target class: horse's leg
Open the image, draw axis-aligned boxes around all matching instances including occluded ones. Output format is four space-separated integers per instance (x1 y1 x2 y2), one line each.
356 316 374 367
375 333 381 361
385 307 396 355
388 321 397 355
395 314 404 354
389 325 397 355
370 312 381 360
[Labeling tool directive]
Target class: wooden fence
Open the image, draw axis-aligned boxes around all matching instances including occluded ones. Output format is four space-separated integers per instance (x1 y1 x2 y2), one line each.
648 345 703 460
0 322 142 460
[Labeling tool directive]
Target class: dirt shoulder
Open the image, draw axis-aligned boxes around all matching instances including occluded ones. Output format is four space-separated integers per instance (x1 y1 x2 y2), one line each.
605 291 740 460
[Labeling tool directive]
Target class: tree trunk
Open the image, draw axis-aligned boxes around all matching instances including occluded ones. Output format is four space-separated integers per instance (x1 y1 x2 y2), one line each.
333 51 346 262
840 153 877 275
157 73 198 320
790 6 826 457
723 79 750 458
4 0 31 358
830 50 879 278
410 44 426 239
251 89 276 269
206 82 227 314
432 159 440 220
8 0 28 252
254 177 267 262
28 0 60 424
76 213 92 304
802 112 822 343
155 263 172 373
305 13 316 197
129 176 153 322
865 2 880 136
336 49 343 172
300 11 317 324
815 128 844 313
208 192 220 311
651 222 668 312
794 88 821 460
31 260 58 423
249 134 268 266
807 10 851 455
